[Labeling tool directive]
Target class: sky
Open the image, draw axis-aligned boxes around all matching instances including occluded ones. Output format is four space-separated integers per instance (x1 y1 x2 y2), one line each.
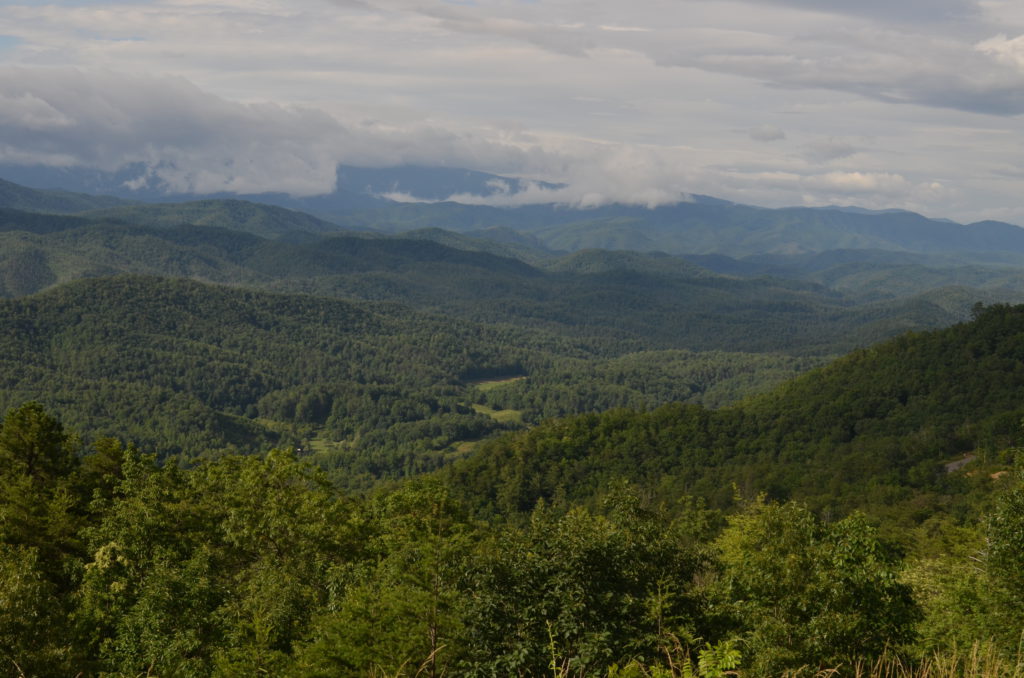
1 0 1024 222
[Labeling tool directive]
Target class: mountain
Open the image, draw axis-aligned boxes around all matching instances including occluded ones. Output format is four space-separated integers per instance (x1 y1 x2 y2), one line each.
545 248 713 278
683 249 1024 301
5 167 1024 262
0 275 539 463
0 162 559 203
0 177 126 213
393 227 556 266
81 199 349 238
2 175 1024 357
507 202 1024 259
0 209 998 355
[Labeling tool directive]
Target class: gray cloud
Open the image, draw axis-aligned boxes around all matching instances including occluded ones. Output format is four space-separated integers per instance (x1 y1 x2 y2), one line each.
0 66 576 197
0 67 350 194
726 0 981 24
802 138 859 162
648 27 1024 117
749 125 786 141
324 1 1024 118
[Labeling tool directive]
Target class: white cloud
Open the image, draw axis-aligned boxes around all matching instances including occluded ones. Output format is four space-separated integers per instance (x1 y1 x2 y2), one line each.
806 171 908 194
975 33 1024 69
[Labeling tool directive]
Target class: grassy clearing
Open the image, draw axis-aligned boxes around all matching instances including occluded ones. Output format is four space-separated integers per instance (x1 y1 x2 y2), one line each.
471 403 524 424
304 434 353 456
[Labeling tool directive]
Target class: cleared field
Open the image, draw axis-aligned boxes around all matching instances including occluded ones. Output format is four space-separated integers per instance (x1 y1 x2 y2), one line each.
472 403 524 424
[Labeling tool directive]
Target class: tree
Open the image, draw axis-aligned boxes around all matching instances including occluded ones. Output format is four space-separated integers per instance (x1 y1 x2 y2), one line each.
712 498 918 676
294 479 469 678
458 488 708 676
77 449 355 677
984 479 1024 653
0 401 77 485
0 403 83 676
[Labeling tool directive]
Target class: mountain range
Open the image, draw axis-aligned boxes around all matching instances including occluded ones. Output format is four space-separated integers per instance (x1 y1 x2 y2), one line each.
4 163 1024 261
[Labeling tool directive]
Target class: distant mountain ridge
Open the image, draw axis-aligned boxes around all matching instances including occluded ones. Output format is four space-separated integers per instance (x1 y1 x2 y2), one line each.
2 164 1022 261
81 199 350 238
0 177 125 213
4 168 1024 304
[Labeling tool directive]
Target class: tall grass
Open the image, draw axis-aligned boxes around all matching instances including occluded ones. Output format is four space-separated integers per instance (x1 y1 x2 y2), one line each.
778 644 1024 678
603 642 1024 678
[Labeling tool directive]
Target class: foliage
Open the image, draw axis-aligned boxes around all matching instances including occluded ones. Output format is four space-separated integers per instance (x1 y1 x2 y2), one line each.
711 499 919 676
457 490 709 676
1 401 1024 675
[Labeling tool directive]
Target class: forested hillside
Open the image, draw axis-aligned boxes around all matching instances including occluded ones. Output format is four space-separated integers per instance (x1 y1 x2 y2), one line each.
0 276 826 484
81 199 348 238
447 303 1024 518
0 275 545 465
0 177 125 213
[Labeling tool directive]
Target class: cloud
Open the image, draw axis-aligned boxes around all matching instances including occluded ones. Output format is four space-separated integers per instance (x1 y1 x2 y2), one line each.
319 0 1024 118
724 0 981 24
0 66 573 197
0 66 991 217
0 66 700 206
806 170 908 194
647 24 1024 117
749 125 786 141
0 67 350 194
801 137 859 162
0 91 72 130
975 33 1024 69
0 3 1022 223
385 143 698 208
327 0 596 57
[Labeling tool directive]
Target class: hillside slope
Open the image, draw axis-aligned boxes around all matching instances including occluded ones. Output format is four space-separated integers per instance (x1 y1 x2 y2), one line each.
446 303 1024 516
0 177 126 213
81 199 348 238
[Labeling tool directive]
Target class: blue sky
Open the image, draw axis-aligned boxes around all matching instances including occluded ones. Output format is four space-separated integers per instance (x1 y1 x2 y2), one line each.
1 0 1023 222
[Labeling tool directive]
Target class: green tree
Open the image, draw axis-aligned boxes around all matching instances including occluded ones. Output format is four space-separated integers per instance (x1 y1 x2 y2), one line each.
984 478 1024 653
76 449 355 677
294 479 469 677
712 498 918 676
0 401 77 483
0 403 83 677
458 489 707 676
